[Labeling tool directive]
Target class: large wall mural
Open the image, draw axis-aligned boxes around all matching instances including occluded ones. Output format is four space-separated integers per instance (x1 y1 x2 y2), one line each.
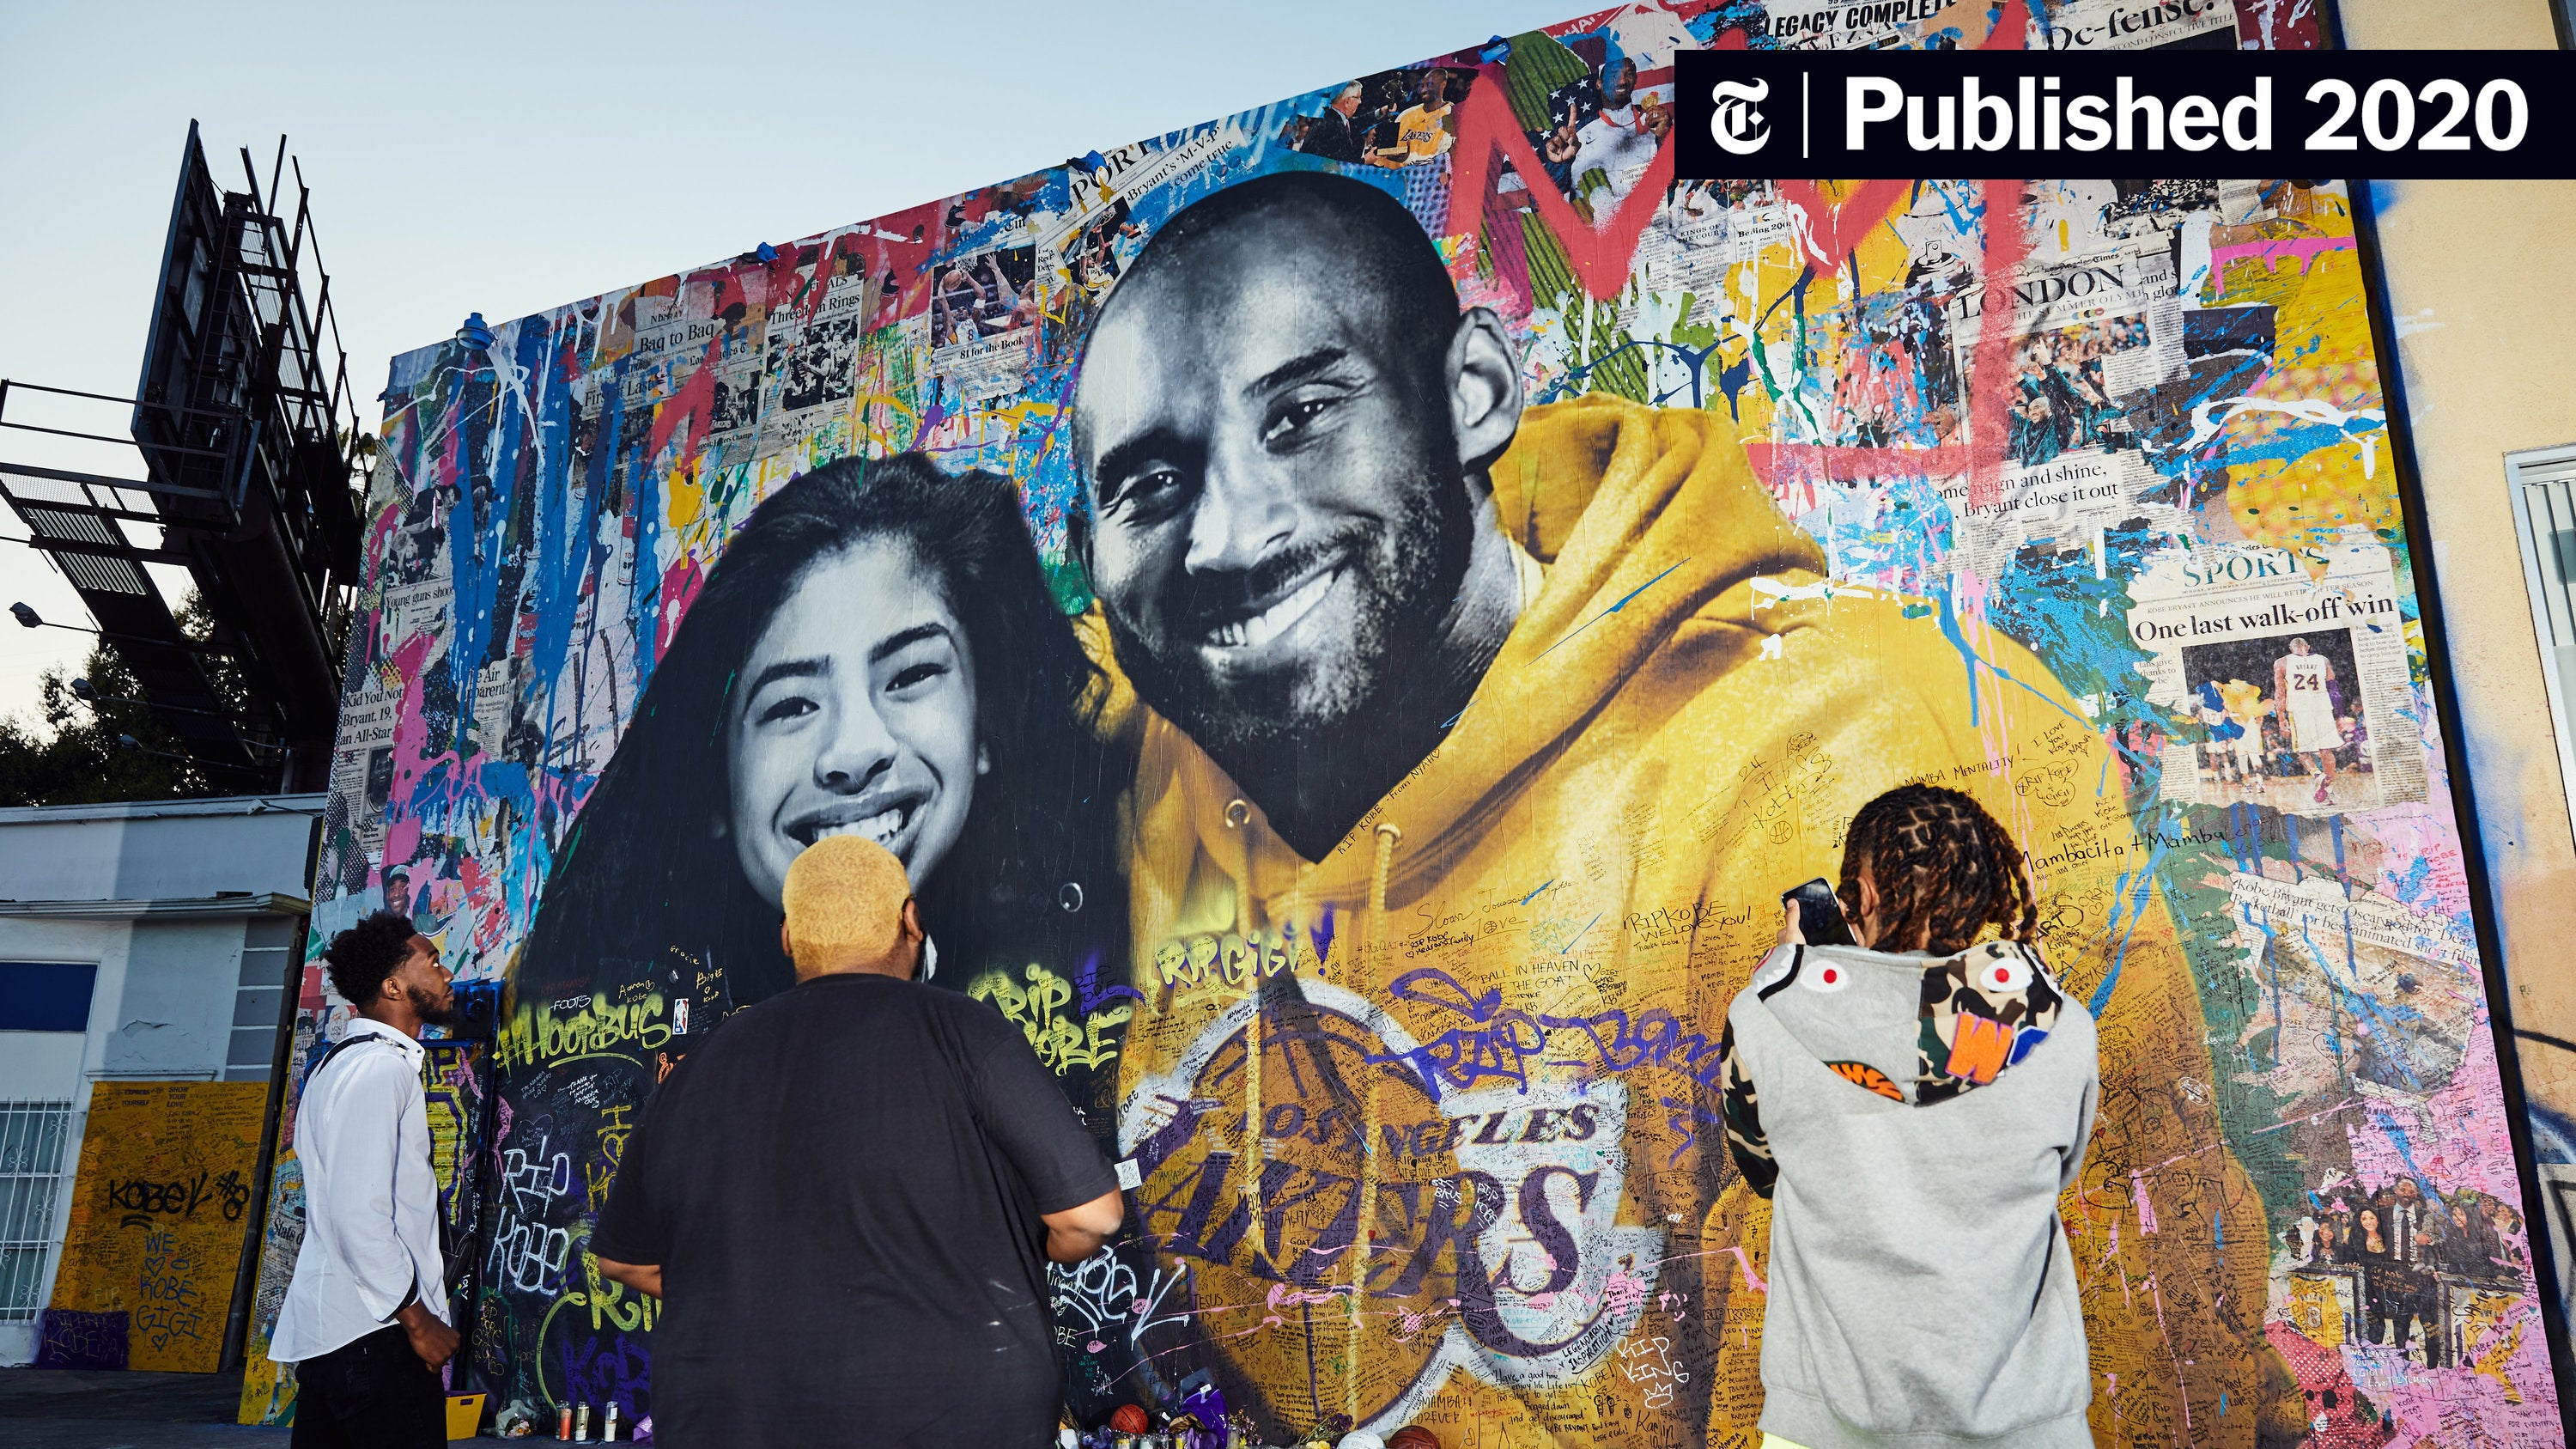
246 2 2567 1444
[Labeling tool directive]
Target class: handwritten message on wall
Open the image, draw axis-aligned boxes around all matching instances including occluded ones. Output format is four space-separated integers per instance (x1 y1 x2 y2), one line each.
47 1081 264 1373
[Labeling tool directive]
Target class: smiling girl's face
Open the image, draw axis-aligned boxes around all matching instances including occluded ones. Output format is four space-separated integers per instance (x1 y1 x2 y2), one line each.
726 539 984 910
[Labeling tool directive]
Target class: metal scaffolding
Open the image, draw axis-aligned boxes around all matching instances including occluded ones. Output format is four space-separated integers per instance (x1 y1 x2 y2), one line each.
2 123 364 790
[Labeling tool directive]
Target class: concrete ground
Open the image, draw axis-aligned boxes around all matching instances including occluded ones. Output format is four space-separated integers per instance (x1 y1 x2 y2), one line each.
0 1366 479 1447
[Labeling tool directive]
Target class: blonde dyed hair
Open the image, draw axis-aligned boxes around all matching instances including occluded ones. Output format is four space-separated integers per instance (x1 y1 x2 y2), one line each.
781 835 913 974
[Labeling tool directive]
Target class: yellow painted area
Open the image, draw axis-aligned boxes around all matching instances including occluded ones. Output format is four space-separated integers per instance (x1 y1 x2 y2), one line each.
2359 158 2576 1129
49 1082 266 1373
662 460 704 530
2208 225 2398 550
2282 1274 2346 1349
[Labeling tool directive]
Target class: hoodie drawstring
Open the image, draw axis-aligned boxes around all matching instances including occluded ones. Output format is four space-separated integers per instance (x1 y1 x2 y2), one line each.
1226 799 1264 1263
1369 823 1401 963
1348 820 1401 1426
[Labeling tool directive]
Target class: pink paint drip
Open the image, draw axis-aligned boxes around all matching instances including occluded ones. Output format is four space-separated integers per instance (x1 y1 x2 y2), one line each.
655 556 704 658
1716 1245 1768 1294
2208 234 2353 298
2130 1168 2159 1234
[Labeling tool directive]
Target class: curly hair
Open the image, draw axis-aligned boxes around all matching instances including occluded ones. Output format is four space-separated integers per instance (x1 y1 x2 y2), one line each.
1837 784 2038 955
324 910 418 1008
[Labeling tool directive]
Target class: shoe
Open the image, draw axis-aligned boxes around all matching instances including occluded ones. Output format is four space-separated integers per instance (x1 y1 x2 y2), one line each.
2314 782 2330 803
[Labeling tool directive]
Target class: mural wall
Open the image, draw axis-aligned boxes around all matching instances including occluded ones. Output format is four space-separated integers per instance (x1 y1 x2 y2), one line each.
250 2 2566 1443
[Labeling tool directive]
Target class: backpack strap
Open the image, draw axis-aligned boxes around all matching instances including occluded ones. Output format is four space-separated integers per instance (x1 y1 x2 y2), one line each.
296 1031 392 1105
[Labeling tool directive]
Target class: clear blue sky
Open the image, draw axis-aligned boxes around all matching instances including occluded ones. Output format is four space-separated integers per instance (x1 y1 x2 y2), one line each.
0 0 1578 724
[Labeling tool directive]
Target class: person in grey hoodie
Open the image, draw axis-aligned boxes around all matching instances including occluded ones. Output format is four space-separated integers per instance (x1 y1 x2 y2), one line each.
1720 783 2099 1449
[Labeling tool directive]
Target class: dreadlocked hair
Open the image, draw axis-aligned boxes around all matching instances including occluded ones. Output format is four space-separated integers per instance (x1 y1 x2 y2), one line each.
1836 784 2039 956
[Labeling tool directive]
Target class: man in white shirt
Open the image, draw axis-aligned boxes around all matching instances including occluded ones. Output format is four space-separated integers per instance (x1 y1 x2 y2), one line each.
268 910 459 1447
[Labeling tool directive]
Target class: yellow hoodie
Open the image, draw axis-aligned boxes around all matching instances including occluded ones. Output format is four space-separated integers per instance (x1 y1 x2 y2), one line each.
1107 395 2267 1446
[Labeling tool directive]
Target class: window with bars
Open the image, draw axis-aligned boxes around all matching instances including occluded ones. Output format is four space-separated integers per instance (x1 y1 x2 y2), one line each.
0 1100 76 1323
2506 443 2576 851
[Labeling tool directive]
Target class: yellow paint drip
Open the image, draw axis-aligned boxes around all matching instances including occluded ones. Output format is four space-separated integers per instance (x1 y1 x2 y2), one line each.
665 463 704 530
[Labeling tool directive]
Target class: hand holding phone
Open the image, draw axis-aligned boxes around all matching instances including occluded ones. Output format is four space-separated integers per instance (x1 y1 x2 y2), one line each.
1780 878 1856 948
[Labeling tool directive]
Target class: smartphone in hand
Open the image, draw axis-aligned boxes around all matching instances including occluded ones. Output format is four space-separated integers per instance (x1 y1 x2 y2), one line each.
1781 878 1856 948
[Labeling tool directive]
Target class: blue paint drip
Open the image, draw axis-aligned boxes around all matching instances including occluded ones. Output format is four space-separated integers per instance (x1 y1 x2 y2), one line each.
1931 587 2093 734
1535 557 1690 659
2087 838 2169 1017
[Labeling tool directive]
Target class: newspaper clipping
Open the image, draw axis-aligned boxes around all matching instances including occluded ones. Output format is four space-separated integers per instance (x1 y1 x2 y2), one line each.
1039 122 1240 332
1937 239 2189 576
1629 184 1797 301
2130 535 2427 817
927 242 1039 403
1756 0 2236 50
1947 237 2186 455
758 265 871 459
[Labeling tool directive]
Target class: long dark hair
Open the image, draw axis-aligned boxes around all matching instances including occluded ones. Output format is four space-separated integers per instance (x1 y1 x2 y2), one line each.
513 452 1126 1014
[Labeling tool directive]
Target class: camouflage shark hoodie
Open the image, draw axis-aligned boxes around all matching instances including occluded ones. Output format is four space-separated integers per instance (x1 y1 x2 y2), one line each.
1723 939 2099 1449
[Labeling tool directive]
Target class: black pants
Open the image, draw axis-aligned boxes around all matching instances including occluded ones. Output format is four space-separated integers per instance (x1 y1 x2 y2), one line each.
2367 1272 2450 1367
290 1324 447 1449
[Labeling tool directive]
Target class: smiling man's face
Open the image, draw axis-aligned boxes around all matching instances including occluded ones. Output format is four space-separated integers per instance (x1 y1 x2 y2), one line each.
726 539 981 910
1074 209 1470 770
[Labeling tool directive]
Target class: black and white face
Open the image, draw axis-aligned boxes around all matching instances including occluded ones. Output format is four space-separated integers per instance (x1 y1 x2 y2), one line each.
1072 217 1474 765
726 540 985 911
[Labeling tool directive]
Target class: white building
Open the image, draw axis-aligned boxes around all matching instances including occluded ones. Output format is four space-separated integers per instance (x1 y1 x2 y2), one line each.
0 794 320 1367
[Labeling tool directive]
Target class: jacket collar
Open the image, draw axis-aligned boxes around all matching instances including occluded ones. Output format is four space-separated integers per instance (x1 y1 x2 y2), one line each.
340 1015 424 1058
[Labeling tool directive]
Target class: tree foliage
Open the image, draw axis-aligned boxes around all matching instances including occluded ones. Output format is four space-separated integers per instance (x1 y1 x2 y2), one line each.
0 592 271 807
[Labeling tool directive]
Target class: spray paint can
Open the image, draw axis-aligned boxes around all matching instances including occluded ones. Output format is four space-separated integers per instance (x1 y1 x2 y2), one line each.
574 1403 592 1441
556 1404 573 1440
603 1403 620 1441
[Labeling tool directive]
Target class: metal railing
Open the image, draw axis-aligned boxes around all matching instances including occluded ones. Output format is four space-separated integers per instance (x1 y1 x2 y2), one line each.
0 1099 76 1323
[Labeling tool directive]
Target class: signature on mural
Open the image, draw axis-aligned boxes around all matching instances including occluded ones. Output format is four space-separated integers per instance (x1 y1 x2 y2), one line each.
106 1169 252 1227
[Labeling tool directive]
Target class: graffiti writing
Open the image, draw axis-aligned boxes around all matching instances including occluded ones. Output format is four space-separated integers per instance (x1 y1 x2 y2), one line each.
1048 1245 1189 1354
1368 966 1725 1099
487 1135 576 1295
106 1170 251 1227
1148 928 1297 995
1618 1332 1690 1409
133 1231 209 1353
970 963 1133 1076
586 1105 634 1212
498 990 670 1070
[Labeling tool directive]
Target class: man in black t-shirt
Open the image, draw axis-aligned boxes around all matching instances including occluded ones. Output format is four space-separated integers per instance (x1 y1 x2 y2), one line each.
593 836 1123 1447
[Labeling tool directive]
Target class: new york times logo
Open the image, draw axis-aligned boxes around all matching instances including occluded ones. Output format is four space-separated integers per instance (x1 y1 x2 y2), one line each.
1709 78 1772 155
